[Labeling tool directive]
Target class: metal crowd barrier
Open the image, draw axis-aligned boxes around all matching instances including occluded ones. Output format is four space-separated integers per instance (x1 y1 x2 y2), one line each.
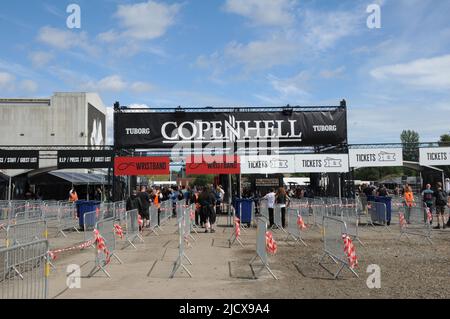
123 209 144 250
160 200 171 225
0 239 49 299
249 217 277 280
113 201 127 225
150 206 163 235
341 203 364 246
57 203 79 237
6 220 48 247
398 206 433 244
273 205 288 234
83 211 98 243
170 205 192 278
99 203 115 220
88 217 122 278
285 208 307 246
318 216 358 279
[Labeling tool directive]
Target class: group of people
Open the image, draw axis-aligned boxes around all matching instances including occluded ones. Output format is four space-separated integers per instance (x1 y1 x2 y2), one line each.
358 182 450 229
125 184 226 233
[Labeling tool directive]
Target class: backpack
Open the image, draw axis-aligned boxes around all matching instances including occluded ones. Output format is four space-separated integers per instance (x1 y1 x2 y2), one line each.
437 190 448 205
423 192 433 202
178 192 184 201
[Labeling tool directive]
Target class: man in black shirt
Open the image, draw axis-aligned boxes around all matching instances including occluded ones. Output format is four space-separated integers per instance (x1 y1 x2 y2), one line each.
137 186 151 228
198 186 216 233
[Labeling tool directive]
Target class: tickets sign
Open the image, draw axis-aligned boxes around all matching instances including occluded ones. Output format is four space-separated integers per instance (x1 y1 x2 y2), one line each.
349 148 403 168
294 154 349 173
419 147 450 166
241 155 296 174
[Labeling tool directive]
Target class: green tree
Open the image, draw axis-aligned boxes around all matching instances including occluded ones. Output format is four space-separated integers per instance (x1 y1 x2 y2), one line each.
401 130 420 162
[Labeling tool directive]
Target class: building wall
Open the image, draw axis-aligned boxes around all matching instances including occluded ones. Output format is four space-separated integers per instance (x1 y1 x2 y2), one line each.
0 92 106 174
0 92 106 146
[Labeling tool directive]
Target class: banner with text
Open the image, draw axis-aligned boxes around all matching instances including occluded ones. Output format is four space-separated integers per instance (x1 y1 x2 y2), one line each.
114 157 170 176
115 109 347 149
419 147 450 166
241 155 296 174
185 155 240 175
349 148 403 168
294 154 349 173
57 150 113 169
0 150 39 169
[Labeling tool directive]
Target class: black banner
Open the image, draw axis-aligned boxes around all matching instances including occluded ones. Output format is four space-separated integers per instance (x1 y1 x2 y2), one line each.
57 150 113 169
115 109 347 149
0 150 39 169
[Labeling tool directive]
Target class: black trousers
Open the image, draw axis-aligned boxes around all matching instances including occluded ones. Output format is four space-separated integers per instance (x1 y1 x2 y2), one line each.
268 208 274 226
209 205 216 225
281 207 286 228
157 208 161 226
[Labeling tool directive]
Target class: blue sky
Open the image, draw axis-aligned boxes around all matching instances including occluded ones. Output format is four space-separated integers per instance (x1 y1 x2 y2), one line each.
0 0 449 144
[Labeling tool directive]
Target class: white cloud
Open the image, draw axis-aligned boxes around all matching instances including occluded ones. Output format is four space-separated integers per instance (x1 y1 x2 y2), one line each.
268 71 310 98
81 75 154 93
223 0 296 27
20 80 38 93
114 1 180 41
130 82 154 93
320 66 346 79
29 51 54 68
0 72 15 89
370 54 450 90
302 10 360 51
37 26 99 56
224 38 299 71
97 30 120 43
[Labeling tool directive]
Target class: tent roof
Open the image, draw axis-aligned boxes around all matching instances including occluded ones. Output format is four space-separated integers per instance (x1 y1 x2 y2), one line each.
49 171 108 185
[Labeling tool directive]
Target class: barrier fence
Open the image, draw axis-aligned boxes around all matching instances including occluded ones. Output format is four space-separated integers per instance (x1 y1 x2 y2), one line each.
123 209 144 250
367 201 390 230
319 216 359 279
57 203 79 237
88 217 122 278
6 220 47 248
170 205 192 278
249 217 277 280
285 208 308 247
398 205 433 244
0 239 49 299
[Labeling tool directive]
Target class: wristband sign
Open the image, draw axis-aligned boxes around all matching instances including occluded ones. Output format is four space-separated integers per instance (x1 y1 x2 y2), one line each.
185 155 240 175
114 157 170 176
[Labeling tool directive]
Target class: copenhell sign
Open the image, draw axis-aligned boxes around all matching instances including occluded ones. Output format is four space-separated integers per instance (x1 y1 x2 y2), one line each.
114 109 347 149
114 157 170 176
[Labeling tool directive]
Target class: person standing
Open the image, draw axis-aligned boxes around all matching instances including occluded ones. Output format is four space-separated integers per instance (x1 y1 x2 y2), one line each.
403 185 414 224
137 186 150 228
263 188 276 228
275 187 290 228
69 187 78 202
433 182 448 229
198 186 216 233
422 184 434 224
215 185 225 215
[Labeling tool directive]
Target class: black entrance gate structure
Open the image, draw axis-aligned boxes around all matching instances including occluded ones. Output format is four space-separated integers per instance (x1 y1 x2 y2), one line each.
111 100 350 201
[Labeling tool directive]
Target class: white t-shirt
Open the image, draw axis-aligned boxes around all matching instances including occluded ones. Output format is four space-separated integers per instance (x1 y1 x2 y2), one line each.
264 192 276 208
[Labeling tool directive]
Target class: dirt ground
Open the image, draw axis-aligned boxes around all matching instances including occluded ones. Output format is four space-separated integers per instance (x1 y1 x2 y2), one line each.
43 214 450 299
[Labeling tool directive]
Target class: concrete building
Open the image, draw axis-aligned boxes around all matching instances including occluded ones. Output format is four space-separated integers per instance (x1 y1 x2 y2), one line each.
0 92 109 200
0 92 106 147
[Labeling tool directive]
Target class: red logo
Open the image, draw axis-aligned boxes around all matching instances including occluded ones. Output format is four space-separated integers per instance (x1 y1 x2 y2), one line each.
185 155 240 175
114 157 170 176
